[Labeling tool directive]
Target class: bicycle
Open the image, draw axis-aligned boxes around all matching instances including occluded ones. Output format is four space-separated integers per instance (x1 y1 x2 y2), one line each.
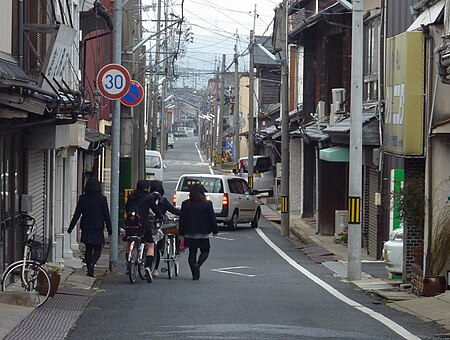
159 218 180 279
123 219 148 284
1 214 52 307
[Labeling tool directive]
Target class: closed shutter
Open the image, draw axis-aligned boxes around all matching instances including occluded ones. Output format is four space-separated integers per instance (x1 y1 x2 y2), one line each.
28 150 46 229
368 167 379 258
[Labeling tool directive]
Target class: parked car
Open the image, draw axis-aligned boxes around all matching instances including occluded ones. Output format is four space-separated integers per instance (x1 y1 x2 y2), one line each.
382 228 403 276
145 150 165 181
235 156 275 196
174 127 188 137
173 174 262 230
167 132 174 149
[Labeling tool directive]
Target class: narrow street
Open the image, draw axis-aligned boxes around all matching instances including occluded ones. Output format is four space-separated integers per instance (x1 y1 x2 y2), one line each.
67 137 446 339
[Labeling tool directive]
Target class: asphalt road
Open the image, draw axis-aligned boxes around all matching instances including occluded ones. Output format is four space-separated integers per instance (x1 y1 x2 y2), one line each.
67 137 446 339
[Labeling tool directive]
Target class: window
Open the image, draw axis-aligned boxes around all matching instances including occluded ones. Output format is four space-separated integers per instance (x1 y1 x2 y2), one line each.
228 179 244 194
146 156 161 168
363 17 380 102
240 157 273 173
180 177 223 193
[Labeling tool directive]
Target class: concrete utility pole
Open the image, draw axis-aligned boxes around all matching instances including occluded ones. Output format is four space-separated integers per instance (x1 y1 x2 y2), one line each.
217 54 226 168
248 30 255 188
233 37 240 166
160 2 169 158
280 1 290 236
347 0 363 281
110 0 123 274
211 67 219 165
151 0 162 150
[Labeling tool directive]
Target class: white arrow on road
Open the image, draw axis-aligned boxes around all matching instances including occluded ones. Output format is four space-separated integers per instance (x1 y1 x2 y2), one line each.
211 266 257 277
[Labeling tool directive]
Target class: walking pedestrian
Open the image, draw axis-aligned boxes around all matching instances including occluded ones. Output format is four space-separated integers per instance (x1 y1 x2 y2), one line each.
179 183 218 280
67 177 112 278
125 179 164 283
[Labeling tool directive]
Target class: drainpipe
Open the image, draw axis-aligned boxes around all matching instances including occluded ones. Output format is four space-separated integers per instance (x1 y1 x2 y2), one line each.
18 0 24 68
315 145 320 233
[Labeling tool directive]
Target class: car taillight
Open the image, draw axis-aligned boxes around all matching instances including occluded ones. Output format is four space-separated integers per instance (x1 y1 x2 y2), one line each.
172 193 177 206
222 193 229 209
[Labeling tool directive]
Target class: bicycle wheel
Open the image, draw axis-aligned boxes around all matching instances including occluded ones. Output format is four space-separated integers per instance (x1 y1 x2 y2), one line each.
149 245 160 278
128 242 139 284
167 238 176 279
1 261 51 307
138 244 147 281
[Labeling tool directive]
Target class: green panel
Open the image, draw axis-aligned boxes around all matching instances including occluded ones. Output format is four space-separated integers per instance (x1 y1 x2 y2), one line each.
319 146 349 162
391 169 404 231
119 157 133 227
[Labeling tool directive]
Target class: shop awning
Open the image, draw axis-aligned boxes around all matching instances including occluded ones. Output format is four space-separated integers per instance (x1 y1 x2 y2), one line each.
407 0 445 31
319 146 349 162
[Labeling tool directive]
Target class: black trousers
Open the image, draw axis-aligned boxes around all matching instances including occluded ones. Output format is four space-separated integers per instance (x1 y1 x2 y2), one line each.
85 243 102 267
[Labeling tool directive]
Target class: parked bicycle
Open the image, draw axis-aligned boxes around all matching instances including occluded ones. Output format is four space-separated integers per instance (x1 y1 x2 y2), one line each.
1 214 52 307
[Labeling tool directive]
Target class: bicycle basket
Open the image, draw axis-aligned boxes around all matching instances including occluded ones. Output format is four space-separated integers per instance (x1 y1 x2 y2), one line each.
29 235 52 264
124 225 145 238
161 223 179 235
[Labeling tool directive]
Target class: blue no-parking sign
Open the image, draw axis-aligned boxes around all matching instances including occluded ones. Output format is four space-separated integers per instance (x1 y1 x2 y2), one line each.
120 80 144 107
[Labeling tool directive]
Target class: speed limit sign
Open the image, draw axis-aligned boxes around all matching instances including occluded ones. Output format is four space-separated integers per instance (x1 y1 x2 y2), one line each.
97 64 131 100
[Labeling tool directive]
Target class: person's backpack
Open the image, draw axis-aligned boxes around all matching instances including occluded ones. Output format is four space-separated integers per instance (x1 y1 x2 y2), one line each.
124 195 144 237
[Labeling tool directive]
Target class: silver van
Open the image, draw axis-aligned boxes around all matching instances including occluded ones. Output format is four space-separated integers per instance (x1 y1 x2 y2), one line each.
145 150 165 181
173 174 262 230
236 156 275 196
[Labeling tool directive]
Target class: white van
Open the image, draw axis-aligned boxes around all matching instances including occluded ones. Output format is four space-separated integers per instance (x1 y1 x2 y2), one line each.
236 156 275 196
145 150 165 181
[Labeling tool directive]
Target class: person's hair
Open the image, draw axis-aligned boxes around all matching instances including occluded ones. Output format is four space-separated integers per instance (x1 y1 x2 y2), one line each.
84 177 102 194
136 179 150 192
149 180 164 196
189 184 206 204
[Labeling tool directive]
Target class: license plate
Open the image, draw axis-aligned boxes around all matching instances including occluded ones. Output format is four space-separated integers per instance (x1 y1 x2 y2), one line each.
254 173 261 177
146 174 155 180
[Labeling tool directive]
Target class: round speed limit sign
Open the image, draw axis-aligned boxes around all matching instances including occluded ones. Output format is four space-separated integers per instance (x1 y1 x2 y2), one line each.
97 64 131 100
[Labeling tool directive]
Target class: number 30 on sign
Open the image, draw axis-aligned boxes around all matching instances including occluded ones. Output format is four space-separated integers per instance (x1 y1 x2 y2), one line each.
97 63 131 100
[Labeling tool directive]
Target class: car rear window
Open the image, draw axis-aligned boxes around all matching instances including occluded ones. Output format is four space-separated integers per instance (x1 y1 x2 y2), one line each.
240 157 272 173
146 155 161 168
178 177 224 193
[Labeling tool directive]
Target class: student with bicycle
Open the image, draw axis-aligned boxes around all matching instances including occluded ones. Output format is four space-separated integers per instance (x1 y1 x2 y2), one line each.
67 177 112 278
125 179 163 283
149 180 181 277
179 183 218 280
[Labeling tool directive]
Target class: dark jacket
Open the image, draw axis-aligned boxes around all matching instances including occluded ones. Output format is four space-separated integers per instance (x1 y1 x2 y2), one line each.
158 196 180 216
68 193 112 245
125 190 164 230
179 199 218 236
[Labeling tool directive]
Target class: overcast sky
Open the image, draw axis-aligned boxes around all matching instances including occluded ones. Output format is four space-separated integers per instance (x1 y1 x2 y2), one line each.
142 0 279 88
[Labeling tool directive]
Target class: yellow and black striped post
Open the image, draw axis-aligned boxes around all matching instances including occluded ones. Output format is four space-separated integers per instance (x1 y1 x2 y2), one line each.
280 196 289 213
248 175 253 189
348 196 361 224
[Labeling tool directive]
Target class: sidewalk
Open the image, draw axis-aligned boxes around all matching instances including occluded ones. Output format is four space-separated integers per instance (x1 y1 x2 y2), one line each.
260 202 450 334
0 249 108 339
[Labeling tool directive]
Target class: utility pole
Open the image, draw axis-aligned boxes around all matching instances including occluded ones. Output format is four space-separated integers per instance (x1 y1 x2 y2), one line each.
151 0 162 150
160 1 168 158
234 35 240 167
280 1 290 236
347 0 363 280
211 66 219 165
110 0 123 274
248 30 255 189
217 54 226 168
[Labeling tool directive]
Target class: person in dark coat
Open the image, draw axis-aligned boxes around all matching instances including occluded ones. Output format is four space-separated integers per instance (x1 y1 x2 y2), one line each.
179 183 218 280
68 177 112 278
149 180 181 276
125 179 164 283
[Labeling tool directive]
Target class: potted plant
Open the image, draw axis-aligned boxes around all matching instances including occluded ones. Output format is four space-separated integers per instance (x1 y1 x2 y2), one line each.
40 264 62 297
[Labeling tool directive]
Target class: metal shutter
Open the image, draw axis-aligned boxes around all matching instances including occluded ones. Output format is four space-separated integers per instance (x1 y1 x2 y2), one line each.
368 167 379 258
28 150 46 229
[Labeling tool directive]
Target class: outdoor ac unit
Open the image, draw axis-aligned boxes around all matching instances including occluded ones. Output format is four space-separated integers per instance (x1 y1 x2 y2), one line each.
334 210 348 240
331 88 346 113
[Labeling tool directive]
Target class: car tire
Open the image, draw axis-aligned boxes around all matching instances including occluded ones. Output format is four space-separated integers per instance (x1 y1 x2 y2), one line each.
251 208 260 228
228 210 238 231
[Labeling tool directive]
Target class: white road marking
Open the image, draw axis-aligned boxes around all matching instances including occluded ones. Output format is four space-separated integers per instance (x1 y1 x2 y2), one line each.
195 142 214 174
255 228 419 340
212 236 234 241
211 266 257 277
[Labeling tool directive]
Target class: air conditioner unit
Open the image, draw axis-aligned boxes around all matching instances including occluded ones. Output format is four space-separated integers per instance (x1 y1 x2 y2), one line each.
334 210 348 241
331 88 346 113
